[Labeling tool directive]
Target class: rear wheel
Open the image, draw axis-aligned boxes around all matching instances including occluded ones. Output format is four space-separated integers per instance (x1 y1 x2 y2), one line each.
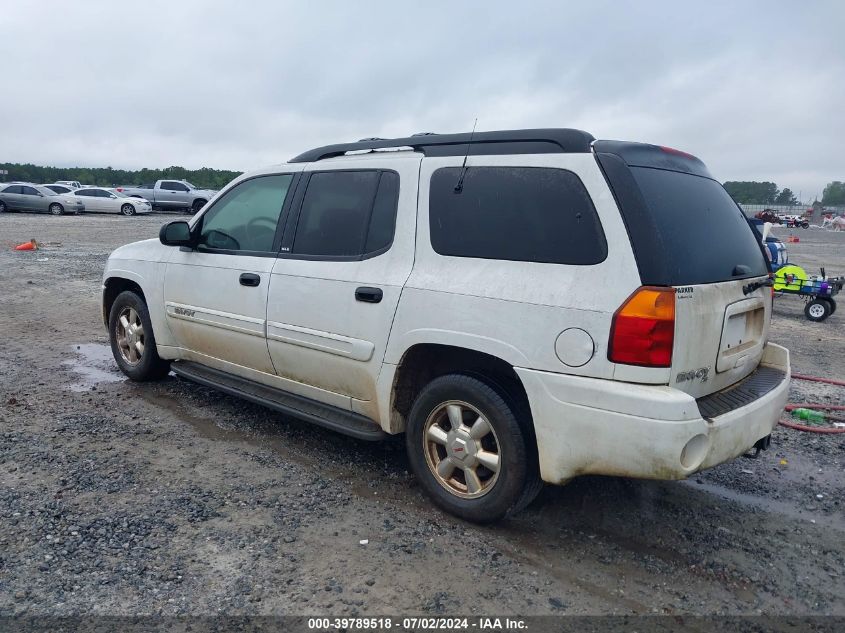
405 374 541 523
121 203 136 216
49 203 64 215
821 297 836 316
805 299 831 322
108 290 170 380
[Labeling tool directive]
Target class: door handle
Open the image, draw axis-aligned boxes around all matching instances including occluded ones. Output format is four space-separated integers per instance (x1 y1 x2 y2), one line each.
355 286 383 303
239 273 261 287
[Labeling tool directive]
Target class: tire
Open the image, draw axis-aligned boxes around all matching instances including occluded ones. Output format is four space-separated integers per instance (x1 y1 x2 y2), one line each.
49 203 64 216
108 290 170 381
121 203 136 216
822 297 836 316
805 299 831 322
405 373 541 523
0 200 6 213
191 199 207 214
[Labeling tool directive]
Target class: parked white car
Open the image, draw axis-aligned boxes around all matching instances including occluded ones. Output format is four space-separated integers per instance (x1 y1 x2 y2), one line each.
73 187 152 215
101 129 790 522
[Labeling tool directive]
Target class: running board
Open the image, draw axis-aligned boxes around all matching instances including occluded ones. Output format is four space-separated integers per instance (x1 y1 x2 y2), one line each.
170 361 387 441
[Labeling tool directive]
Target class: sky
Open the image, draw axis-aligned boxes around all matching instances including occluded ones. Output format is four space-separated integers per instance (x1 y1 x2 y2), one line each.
1 0 842 201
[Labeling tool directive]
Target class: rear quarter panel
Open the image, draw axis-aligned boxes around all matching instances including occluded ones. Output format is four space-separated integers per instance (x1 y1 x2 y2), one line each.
386 153 644 379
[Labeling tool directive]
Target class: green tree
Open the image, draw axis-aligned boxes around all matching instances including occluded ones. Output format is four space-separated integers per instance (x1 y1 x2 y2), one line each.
723 181 779 204
822 181 845 206
774 188 798 205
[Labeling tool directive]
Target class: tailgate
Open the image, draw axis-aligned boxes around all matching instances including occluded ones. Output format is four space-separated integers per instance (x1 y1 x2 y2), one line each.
672 278 771 398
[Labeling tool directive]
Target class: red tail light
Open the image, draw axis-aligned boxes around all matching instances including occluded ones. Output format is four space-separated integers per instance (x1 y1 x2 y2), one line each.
608 287 675 367
116 187 123 192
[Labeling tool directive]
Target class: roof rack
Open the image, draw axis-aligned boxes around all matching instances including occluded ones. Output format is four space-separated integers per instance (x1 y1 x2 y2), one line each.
289 128 595 163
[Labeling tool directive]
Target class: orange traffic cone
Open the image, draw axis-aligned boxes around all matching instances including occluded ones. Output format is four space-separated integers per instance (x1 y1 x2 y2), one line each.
14 239 38 251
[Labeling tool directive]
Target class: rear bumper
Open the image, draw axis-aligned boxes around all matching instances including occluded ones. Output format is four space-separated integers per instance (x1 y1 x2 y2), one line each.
516 343 790 484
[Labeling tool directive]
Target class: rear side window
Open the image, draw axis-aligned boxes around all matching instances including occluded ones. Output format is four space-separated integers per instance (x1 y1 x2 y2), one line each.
162 181 187 191
291 170 399 258
629 167 768 284
429 167 607 264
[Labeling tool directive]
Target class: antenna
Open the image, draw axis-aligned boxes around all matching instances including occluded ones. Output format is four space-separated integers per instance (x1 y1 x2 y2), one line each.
453 118 478 193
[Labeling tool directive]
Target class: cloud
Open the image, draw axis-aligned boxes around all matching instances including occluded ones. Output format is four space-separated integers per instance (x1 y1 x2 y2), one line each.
1 0 842 198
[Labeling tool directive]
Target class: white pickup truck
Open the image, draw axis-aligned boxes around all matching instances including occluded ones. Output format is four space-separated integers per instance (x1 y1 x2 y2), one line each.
116 180 217 213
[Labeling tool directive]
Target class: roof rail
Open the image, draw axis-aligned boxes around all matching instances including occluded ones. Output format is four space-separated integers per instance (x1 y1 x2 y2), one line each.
289 128 595 163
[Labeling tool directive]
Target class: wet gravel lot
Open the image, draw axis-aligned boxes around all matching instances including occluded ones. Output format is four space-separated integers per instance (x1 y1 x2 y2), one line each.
1 214 843 617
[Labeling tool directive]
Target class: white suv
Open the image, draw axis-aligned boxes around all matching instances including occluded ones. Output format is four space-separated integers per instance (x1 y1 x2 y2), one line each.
102 129 790 522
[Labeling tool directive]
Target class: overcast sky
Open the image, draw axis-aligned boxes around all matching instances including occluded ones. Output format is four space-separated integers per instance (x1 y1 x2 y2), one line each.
1 1 842 200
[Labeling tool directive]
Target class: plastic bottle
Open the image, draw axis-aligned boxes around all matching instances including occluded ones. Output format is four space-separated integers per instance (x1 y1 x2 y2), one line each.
791 408 825 423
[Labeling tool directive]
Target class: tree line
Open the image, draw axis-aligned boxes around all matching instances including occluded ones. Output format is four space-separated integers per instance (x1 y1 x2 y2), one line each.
0 163 242 190
3 161 845 206
723 181 845 207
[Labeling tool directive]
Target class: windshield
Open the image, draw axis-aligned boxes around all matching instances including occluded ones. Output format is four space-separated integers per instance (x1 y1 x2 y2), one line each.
629 167 768 285
183 181 197 189
35 186 60 196
110 190 131 198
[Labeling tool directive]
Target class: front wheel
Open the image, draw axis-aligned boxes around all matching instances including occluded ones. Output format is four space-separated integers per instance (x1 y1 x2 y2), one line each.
805 299 831 322
191 199 207 213
121 203 136 216
108 290 170 380
49 203 64 215
405 374 541 523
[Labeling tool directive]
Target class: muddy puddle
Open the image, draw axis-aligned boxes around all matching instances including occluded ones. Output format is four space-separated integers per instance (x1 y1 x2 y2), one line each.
682 479 843 530
63 343 125 392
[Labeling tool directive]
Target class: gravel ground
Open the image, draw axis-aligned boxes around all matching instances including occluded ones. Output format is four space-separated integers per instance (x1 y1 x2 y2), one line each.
0 213 843 617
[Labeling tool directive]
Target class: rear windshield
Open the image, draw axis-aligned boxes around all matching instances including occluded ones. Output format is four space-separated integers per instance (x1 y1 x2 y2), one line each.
597 150 769 286
630 167 767 284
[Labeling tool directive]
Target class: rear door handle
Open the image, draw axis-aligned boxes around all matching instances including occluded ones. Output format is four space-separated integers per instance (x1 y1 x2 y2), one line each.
355 286 383 303
239 273 261 287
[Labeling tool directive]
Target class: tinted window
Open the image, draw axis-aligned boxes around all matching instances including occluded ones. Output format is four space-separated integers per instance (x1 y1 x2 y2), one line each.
76 189 95 197
2 185 22 194
630 167 768 284
429 167 607 264
197 175 293 253
162 181 188 191
20 186 39 195
365 172 400 253
292 171 383 257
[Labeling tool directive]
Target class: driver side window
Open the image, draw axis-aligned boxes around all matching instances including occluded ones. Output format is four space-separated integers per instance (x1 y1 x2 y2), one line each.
197 174 293 253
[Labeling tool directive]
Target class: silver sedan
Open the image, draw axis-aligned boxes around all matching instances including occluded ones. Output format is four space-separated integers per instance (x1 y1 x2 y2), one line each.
72 187 152 215
0 183 85 215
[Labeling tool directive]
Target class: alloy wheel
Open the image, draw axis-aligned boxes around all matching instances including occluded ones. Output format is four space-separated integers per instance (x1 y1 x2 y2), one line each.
423 400 501 499
115 306 144 365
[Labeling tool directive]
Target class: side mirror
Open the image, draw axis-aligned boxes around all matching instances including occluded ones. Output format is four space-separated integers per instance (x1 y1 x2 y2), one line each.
159 220 193 247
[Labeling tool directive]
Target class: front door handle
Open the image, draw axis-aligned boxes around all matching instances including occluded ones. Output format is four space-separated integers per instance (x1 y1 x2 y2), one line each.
239 273 261 287
355 286 383 303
